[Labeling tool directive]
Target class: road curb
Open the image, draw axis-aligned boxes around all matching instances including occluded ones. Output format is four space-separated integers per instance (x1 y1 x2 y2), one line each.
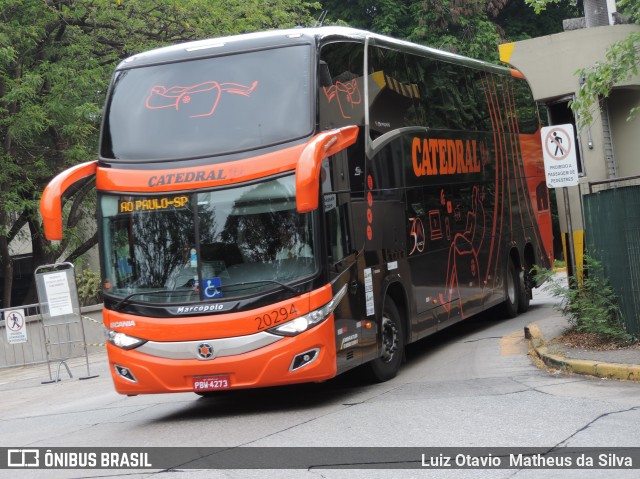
525 323 640 382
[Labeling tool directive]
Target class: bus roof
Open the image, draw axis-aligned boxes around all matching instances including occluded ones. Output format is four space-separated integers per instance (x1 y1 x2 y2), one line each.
116 26 511 77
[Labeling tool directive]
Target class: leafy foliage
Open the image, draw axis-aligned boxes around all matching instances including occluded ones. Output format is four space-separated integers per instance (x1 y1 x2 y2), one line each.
573 29 640 126
321 1 508 61
496 0 582 41
410 0 502 60
535 256 633 344
76 267 103 306
0 0 319 306
525 0 565 14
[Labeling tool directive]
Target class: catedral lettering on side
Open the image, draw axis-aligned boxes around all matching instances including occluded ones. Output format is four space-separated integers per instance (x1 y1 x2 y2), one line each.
412 137 484 177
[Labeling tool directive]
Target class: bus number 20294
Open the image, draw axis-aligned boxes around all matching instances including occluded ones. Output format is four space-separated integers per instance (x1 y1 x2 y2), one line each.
255 305 299 331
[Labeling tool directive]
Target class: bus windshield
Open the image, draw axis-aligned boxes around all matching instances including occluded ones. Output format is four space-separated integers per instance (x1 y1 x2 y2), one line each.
100 175 317 304
101 44 313 161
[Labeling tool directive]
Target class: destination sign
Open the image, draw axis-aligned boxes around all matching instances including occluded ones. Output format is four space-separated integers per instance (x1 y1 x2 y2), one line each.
119 195 189 213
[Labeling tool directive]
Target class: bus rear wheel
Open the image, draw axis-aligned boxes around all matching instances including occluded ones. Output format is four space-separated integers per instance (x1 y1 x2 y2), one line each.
518 268 531 313
501 260 520 319
365 298 404 383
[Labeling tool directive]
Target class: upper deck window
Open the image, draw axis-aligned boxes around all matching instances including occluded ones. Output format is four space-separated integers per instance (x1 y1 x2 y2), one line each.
101 45 313 161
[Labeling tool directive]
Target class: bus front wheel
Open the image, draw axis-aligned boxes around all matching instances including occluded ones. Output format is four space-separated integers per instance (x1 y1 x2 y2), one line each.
365 298 404 383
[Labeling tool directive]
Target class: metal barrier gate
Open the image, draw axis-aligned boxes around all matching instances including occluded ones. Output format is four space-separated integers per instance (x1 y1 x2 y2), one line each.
34 262 98 383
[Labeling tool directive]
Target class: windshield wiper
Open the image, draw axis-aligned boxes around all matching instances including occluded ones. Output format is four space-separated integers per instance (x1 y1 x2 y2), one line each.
220 280 300 295
110 281 298 312
111 288 194 311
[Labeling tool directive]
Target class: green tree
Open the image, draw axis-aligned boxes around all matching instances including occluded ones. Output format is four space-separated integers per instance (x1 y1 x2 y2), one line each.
410 0 502 60
496 0 582 41
525 0 640 125
321 1 512 61
0 0 319 307
319 0 414 37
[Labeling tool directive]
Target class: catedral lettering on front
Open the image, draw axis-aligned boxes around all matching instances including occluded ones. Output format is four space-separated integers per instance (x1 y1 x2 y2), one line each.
40 27 552 395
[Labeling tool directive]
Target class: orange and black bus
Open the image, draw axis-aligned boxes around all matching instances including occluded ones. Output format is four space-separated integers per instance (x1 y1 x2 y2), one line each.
40 27 552 395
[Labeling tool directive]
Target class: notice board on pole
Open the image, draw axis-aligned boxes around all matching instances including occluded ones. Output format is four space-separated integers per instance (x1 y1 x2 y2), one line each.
34 263 84 366
36 264 79 321
34 262 98 382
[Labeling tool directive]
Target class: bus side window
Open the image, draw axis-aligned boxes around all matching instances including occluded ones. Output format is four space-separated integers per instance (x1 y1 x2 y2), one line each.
404 55 445 130
367 46 419 136
322 156 353 267
403 53 428 127
467 69 493 132
429 61 471 131
405 55 491 133
511 77 539 134
319 41 365 130
325 202 352 266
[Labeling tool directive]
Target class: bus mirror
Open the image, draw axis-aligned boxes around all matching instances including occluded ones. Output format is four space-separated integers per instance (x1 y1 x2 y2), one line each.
40 161 98 240
296 126 358 213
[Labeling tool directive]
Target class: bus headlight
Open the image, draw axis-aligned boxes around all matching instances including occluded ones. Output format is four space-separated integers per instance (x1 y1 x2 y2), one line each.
107 330 147 350
269 284 347 336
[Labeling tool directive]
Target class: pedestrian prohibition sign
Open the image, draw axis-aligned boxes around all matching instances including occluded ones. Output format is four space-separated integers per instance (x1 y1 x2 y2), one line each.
541 124 579 188
4 308 28 344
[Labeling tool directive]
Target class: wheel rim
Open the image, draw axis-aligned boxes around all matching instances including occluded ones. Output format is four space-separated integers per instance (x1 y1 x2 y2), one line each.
380 315 398 363
506 266 516 304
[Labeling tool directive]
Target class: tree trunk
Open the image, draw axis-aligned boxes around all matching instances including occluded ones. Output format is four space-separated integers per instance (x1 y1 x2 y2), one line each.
0 208 14 308
1 67 18 307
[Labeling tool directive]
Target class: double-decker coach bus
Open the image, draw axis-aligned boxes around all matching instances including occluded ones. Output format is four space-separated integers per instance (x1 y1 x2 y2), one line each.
40 27 552 395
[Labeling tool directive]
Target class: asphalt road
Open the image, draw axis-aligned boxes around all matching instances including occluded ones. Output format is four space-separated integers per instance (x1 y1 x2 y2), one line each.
2 286 640 479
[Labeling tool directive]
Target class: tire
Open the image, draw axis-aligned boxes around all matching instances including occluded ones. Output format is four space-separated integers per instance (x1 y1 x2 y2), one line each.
501 260 520 319
518 268 531 313
364 298 404 383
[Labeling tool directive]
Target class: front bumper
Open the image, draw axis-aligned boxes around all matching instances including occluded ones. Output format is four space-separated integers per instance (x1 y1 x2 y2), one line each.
106 314 337 395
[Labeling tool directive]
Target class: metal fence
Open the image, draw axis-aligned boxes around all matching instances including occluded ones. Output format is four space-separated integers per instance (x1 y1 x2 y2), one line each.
0 304 47 369
584 176 640 337
588 174 640 194
1 303 105 371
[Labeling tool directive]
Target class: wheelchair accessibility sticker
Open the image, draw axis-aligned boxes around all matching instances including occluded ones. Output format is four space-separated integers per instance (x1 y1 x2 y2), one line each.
203 278 223 299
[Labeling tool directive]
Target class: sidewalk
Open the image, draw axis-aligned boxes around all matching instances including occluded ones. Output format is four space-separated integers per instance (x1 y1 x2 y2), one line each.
0 347 109 391
527 311 640 382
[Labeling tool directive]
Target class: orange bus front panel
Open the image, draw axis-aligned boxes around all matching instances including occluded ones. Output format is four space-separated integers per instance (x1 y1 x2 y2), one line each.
106 314 338 395
102 285 333 342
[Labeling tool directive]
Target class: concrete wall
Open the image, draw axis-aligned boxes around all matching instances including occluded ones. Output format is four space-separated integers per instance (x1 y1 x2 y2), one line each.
609 88 640 178
500 24 640 102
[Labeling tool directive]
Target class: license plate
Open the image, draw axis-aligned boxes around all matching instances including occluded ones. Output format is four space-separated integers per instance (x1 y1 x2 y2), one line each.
193 375 231 391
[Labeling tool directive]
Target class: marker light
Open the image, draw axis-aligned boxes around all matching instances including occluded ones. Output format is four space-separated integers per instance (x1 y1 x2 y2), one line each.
107 330 147 350
269 284 347 336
